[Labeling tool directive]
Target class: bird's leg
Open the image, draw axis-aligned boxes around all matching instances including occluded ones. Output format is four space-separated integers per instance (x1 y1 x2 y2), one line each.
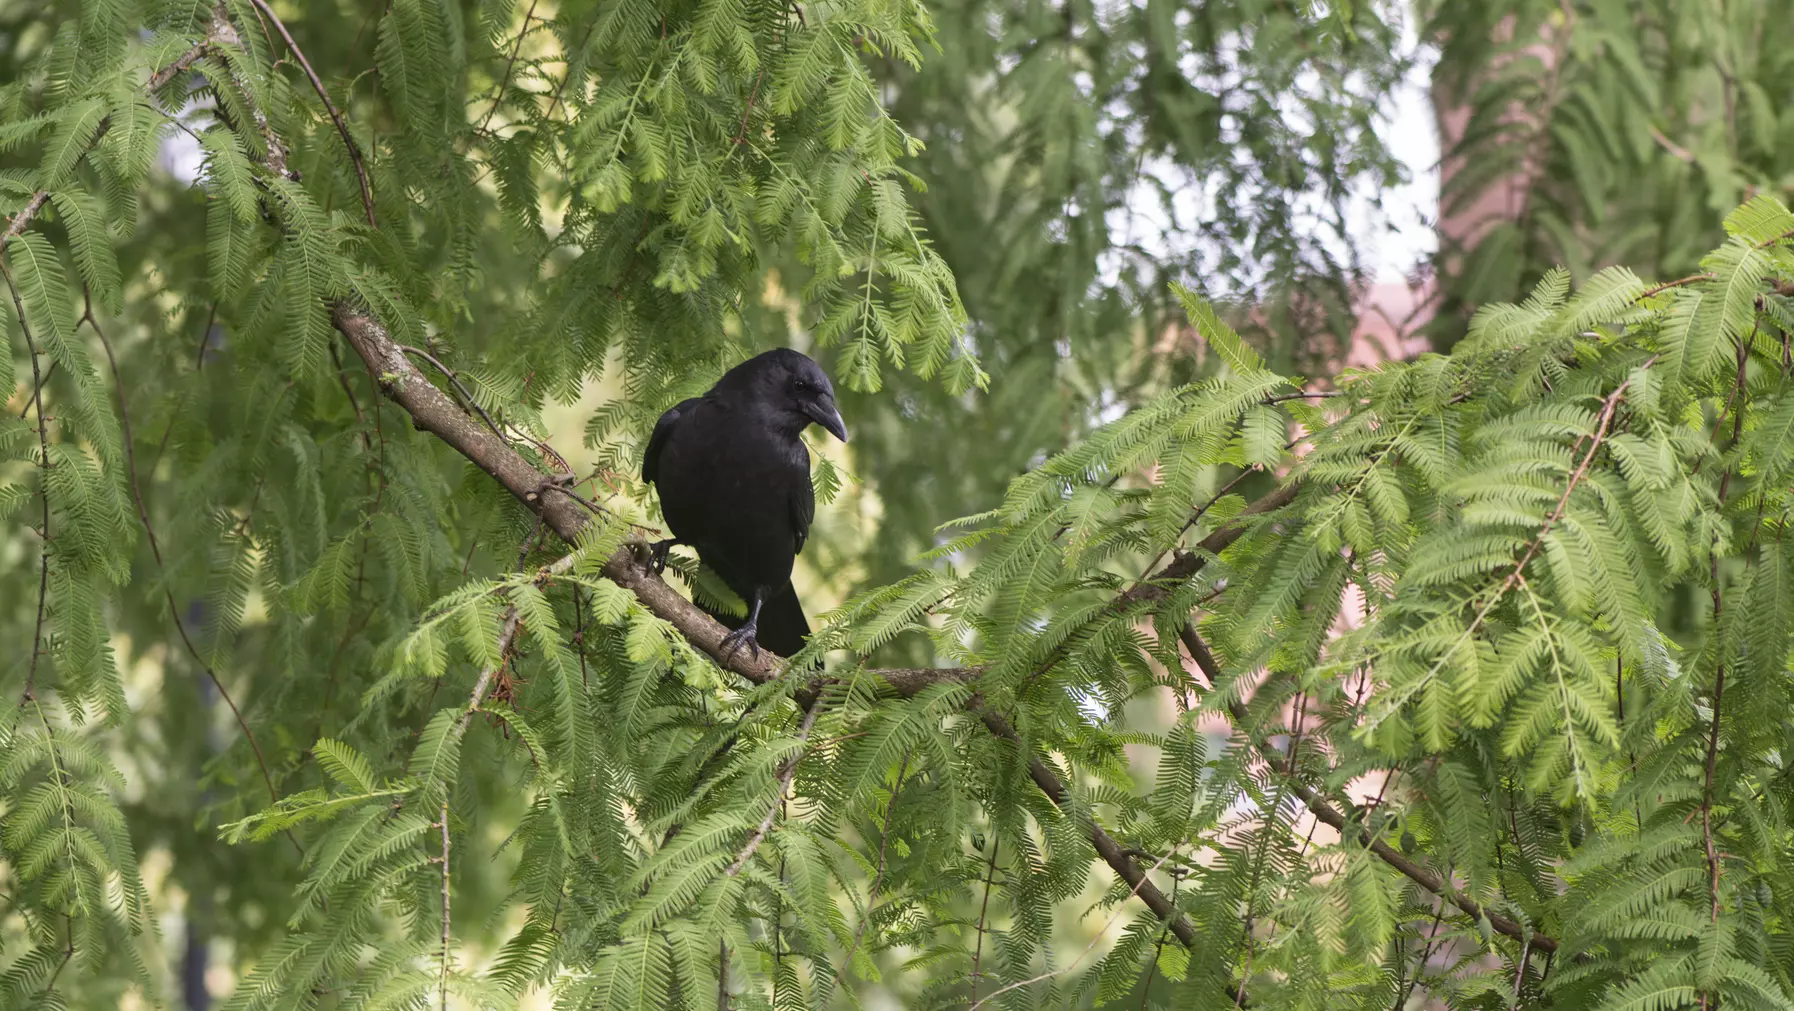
646 538 678 574
718 588 764 662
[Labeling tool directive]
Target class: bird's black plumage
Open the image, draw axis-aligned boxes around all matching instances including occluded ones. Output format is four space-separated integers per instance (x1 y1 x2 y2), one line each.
642 348 848 659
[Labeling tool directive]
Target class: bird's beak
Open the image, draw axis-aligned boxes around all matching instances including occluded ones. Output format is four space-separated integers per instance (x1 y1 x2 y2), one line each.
804 399 849 443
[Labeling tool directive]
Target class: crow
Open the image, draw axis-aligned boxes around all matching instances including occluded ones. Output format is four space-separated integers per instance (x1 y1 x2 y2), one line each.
641 349 848 660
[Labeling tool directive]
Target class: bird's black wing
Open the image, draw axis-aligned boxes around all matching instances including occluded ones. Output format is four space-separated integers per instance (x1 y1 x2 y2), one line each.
790 469 815 555
642 398 701 483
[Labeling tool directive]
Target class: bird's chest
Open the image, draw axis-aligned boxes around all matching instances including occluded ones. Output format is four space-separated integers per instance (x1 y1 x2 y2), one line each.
656 411 807 530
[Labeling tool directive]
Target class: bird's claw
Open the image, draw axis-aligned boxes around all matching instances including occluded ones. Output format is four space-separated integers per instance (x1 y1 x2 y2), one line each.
646 538 676 574
718 621 761 663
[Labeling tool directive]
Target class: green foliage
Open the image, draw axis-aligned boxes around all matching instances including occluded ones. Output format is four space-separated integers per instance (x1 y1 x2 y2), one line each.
11 0 1794 1009
1424 0 1794 352
837 0 1416 595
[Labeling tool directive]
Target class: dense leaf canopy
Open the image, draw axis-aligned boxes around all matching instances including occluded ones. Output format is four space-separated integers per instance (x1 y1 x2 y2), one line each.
7 1 1794 1010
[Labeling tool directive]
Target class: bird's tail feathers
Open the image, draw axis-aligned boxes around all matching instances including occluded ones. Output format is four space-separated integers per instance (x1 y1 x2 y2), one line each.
755 582 812 659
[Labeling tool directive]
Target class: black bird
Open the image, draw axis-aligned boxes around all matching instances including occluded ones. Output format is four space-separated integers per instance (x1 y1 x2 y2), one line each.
642 349 848 660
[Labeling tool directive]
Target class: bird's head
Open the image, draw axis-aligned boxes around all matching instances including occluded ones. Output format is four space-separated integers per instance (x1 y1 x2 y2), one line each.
720 348 849 443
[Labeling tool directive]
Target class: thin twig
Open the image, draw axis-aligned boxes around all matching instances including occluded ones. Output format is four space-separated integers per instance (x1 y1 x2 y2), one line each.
462 607 524 730
840 750 910 975
1511 933 1531 1008
244 0 377 227
439 799 452 1010
1638 273 1715 300
1649 125 1696 164
3 261 51 705
724 703 821 876
1180 623 1560 954
15 360 56 418
1234 774 1292 1008
83 297 289 818
1699 339 1750 993
543 17 599 123
1136 872 1181 1010
328 340 368 427
41 923 75 996
1370 363 1649 735
149 305 217 477
1263 390 1344 403
477 0 543 134
399 345 506 442
967 850 1176 1011
730 70 765 144
573 585 590 689
969 834 1000 1005
1396 896 1447 1011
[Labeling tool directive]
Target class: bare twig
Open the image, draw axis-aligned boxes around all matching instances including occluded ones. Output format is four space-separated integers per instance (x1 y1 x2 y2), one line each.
398 345 506 442
462 607 525 730
14 360 57 418
1512 932 1532 1008
1649 125 1696 164
1699 340 1750 1005
1638 273 1715 300
41 920 75 997
730 70 765 144
1263 390 1344 403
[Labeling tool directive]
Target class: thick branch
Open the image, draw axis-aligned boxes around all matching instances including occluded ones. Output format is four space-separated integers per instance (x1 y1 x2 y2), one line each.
336 297 1299 699
333 302 946 687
